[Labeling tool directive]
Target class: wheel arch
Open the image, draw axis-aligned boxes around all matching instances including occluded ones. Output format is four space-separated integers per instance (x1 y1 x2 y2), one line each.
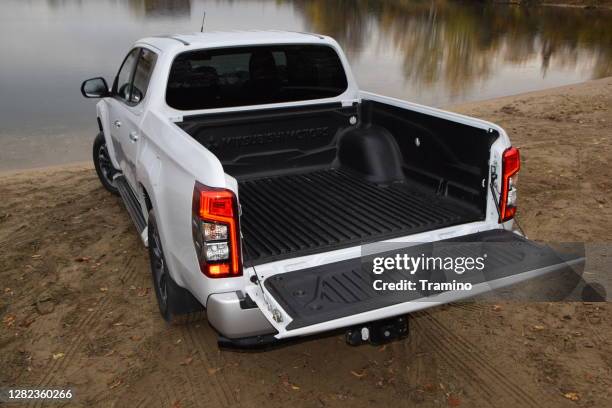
137 169 189 289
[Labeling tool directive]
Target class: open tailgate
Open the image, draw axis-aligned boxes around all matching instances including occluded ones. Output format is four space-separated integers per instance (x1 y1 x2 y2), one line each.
245 229 584 339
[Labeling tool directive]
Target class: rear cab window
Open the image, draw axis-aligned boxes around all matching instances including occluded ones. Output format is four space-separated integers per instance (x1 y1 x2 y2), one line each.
166 44 348 110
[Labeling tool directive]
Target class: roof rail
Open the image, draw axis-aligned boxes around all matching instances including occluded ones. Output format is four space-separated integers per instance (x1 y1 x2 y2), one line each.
289 31 325 40
152 35 190 46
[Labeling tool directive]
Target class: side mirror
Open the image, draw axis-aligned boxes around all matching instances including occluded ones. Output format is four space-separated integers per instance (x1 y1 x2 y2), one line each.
81 77 110 98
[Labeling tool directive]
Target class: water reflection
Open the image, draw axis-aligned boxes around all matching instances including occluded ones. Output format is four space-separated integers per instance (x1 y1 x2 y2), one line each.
46 0 191 16
0 0 610 135
131 0 191 18
290 0 612 96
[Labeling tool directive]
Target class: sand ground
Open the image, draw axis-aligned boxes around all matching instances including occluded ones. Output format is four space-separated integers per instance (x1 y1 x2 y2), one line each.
0 78 611 407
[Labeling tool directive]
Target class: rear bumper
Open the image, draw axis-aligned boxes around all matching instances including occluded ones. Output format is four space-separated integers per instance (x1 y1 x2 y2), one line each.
206 292 275 339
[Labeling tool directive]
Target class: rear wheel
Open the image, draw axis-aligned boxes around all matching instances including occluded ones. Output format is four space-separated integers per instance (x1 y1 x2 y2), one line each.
148 210 204 323
93 132 119 195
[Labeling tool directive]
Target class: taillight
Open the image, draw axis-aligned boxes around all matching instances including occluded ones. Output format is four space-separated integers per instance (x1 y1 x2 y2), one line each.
499 147 520 223
192 182 242 278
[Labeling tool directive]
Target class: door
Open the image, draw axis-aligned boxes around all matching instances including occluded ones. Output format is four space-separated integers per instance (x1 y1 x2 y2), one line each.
245 229 585 339
108 48 139 186
107 47 157 191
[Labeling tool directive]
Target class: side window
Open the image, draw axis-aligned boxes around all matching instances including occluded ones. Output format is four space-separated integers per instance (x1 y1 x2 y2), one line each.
131 48 158 104
114 48 140 102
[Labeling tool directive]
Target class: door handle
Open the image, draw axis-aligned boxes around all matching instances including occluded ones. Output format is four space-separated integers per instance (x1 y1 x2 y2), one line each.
129 131 139 142
113 120 122 128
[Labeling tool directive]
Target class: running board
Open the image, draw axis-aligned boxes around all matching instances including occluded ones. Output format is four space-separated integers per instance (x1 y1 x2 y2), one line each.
114 175 148 246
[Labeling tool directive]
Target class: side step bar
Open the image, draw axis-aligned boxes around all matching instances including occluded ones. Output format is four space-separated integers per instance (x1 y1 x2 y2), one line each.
114 175 148 245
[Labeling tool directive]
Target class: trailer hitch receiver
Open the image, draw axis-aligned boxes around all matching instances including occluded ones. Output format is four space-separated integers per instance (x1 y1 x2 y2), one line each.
345 316 409 346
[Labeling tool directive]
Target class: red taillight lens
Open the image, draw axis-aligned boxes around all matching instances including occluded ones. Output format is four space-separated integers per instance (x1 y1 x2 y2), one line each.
499 147 520 223
199 191 234 218
192 182 242 278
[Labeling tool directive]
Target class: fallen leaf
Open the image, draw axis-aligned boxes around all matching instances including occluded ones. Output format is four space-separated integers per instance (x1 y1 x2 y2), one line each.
350 370 366 378
280 375 300 390
100 287 108 292
52 352 65 360
170 401 181 408
379 344 387 352
563 392 580 401
207 367 221 375
532 325 545 331
137 287 150 297
423 383 435 392
104 350 116 357
129 285 136 290
113 322 124 326
3 315 16 327
175 338 182 345
492 305 502 312
108 379 122 389
75 256 90 262
448 395 461 407
180 356 194 366
31 254 42 259
130 335 141 341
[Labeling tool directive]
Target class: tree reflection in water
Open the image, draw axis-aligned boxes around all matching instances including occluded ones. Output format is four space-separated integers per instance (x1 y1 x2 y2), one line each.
288 0 612 95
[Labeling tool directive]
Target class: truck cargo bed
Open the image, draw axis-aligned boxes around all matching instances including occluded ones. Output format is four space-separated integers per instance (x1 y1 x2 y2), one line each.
239 168 482 265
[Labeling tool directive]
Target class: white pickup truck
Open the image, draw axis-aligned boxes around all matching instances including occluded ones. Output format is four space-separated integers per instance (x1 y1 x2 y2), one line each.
81 31 583 347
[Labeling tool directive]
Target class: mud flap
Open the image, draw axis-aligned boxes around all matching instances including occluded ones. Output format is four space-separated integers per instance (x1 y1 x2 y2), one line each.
245 229 584 339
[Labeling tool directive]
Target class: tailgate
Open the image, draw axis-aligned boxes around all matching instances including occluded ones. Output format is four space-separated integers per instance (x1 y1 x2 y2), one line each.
245 229 584 339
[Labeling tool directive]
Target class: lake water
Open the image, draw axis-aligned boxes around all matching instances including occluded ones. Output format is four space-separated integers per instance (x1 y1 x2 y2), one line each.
0 0 611 168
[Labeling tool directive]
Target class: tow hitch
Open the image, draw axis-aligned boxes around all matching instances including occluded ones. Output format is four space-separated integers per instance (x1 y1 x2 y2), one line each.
345 316 409 346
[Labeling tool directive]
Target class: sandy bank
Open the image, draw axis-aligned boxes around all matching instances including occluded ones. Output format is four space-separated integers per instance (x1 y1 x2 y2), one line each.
0 78 611 407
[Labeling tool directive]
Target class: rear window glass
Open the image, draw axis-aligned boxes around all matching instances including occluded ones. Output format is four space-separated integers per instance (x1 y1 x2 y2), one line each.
166 45 348 110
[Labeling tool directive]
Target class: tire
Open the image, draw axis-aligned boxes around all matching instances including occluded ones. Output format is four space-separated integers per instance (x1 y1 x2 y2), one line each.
148 210 204 324
93 132 120 196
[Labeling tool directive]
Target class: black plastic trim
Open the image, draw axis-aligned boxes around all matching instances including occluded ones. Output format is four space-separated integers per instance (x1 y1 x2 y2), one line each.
180 102 344 125
217 333 281 350
237 292 259 310
115 175 147 234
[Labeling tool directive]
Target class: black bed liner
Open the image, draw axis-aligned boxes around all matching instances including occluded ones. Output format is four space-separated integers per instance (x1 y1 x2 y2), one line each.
263 230 584 331
239 168 482 266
